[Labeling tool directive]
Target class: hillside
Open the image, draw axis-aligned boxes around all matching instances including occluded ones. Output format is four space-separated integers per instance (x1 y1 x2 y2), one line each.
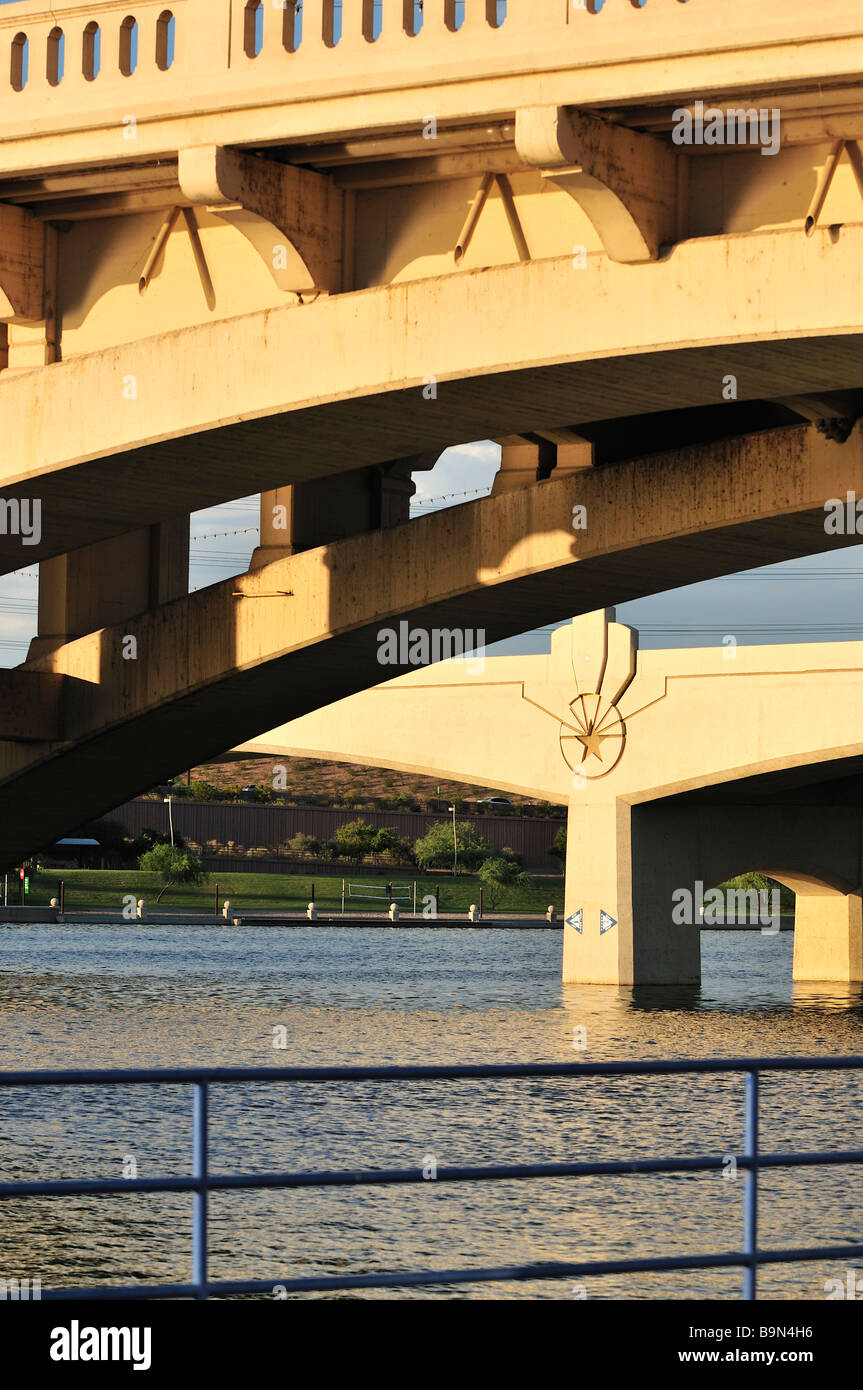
168 754 564 817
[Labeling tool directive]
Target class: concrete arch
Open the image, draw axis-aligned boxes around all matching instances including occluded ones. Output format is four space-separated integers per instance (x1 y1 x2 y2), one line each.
5 226 863 572
632 803 863 985
3 421 863 870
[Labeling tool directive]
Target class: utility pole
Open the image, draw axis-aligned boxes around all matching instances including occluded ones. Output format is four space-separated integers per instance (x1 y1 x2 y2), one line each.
448 805 458 878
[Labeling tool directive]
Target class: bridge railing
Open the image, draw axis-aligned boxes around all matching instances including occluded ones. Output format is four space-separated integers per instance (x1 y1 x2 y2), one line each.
2 1 861 149
2 1055 863 1299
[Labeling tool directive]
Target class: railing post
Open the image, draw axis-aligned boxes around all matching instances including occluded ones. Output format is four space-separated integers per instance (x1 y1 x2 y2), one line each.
192 1081 209 1299
743 1069 759 1300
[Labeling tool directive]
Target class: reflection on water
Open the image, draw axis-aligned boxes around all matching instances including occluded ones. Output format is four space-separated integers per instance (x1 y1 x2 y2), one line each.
1 924 862 1299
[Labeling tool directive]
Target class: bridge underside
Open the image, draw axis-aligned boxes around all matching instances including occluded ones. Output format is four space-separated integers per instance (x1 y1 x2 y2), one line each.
0 420 861 870
577 770 863 989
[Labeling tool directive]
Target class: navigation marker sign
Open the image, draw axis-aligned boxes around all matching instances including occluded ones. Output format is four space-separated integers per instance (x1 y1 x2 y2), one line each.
599 910 617 935
566 909 583 934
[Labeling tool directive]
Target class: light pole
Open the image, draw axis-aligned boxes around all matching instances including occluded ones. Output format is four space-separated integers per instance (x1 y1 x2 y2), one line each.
447 805 458 878
163 796 174 847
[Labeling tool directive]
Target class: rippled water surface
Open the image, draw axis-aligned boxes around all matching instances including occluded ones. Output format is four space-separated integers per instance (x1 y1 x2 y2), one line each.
1 923 862 1298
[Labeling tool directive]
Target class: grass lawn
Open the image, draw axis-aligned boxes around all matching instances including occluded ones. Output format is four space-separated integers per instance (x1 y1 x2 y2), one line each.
25 868 565 916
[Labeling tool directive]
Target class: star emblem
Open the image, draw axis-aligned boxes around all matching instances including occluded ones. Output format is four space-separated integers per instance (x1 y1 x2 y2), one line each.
559 693 626 778
575 725 613 762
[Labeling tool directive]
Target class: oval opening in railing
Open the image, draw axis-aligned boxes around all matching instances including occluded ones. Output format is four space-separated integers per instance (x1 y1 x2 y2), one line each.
156 10 175 71
244 1 263 59
283 0 302 53
120 17 139 78
363 0 383 43
324 1 343 48
445 0 465 33
404 0 423 38
10 32 28 93
82 22 101 83
47 27 65 88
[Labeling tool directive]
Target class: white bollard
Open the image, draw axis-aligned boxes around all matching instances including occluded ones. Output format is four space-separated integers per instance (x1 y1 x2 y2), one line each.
222 900 232 920
546 905 557 924
307 902 318 921
468 904 479 923
50 897 58 909
389 902 399 924
136 899 146 920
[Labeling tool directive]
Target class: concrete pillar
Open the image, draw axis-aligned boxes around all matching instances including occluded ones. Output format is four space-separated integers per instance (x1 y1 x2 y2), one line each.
792 889 863 983
563 797 702 986
492 435 592 495
250 455 437 569
28 517 189 660
563 797 634 985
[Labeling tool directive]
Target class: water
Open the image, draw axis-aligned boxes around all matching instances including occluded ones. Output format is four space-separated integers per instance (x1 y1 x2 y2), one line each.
1 923 862 1299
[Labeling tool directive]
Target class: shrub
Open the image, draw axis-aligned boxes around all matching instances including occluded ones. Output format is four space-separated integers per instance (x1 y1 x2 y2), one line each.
286 832 321 859
478 855 531 910
548 826 567 864
138 843 205 903
413 821 493 873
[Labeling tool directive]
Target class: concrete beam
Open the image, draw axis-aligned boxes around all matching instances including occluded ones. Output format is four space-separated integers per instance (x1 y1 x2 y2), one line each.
0 671 64 742
29 517 190 658
515 107 678 261
178 146 344 293
6 226 863 577
0 202 44 323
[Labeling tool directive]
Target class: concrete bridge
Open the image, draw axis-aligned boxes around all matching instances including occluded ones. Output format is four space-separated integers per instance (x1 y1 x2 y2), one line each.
3 2 863 866
237 611 863 988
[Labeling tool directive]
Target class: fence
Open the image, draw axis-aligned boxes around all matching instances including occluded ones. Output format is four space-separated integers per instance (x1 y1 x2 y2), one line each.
108 799 564 870
2 1055 863 1299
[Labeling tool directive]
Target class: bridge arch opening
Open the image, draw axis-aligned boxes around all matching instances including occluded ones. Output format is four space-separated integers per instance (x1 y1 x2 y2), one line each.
244 1 264 59
700 867 862 986
82 22 101 82
156 10 175 71
120 17 139 77
47 28 65 87
10 33 28 92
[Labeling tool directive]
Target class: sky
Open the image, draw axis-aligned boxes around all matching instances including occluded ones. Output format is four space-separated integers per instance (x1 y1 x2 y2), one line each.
2 441 861 667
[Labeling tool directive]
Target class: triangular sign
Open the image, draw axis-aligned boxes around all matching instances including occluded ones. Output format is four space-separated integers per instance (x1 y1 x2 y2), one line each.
566 909 583 934
599 910 617 935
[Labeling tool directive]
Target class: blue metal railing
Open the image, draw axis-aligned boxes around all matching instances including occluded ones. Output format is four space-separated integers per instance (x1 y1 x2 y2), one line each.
2 1056 863 1300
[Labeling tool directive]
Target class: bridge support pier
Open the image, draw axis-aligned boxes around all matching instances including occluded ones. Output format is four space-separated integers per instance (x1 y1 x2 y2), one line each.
563 798 702 986
28 518 189 661
564 799 863 987
250 455 439 568
792 890 863 984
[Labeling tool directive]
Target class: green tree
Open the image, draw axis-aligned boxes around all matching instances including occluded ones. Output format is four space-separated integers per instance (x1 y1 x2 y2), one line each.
413 821 493 873
138 843 205 904
286 832 321 859
130 826 187 859
333 819 378 859
548 825 567 864
189 780 217 802
478 855 532 910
